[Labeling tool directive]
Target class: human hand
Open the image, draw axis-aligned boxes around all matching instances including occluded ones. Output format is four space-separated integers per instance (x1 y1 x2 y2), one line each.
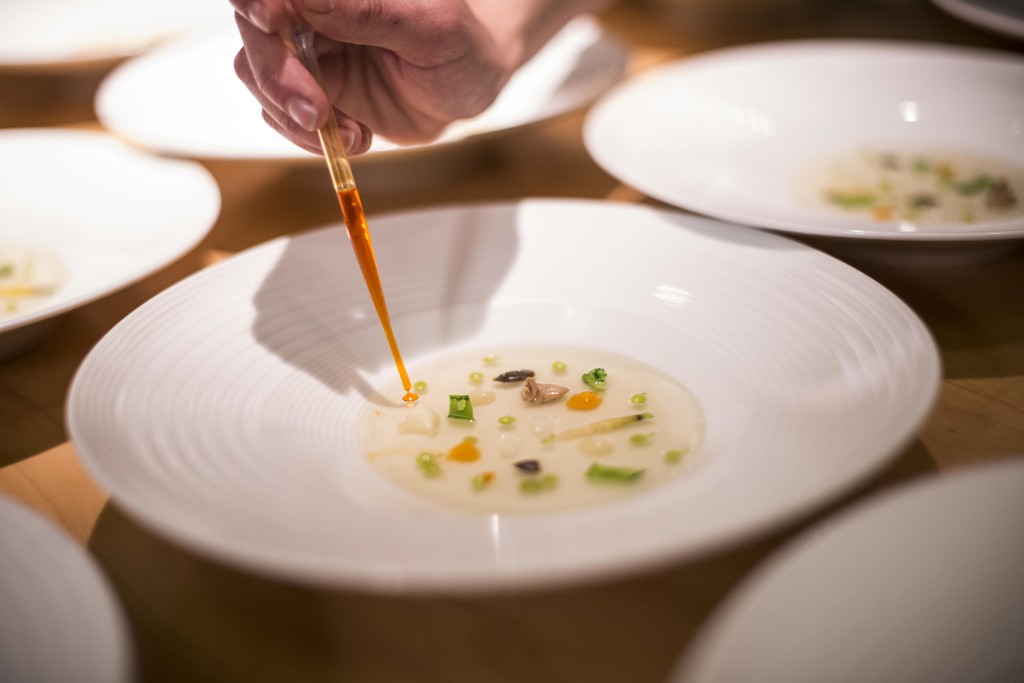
230 0 513 155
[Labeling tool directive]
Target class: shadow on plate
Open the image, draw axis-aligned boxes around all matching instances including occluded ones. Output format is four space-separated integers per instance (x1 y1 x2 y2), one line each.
249 204 521 403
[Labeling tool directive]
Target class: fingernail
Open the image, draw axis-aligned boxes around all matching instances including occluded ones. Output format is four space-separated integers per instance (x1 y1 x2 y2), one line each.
339 127 356 153
287 98 320 132
247 2 272 32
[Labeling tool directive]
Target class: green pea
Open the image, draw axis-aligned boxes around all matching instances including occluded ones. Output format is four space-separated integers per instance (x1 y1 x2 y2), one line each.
416 452 441 477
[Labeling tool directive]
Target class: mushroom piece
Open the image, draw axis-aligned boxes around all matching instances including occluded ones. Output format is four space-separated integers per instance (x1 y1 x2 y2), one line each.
520 377 569 404
986 179 1017 210
494 369 535 383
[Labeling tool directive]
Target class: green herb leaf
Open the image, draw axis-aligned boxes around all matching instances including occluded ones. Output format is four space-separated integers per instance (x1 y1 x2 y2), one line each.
582 367 608 391
954 175 995 196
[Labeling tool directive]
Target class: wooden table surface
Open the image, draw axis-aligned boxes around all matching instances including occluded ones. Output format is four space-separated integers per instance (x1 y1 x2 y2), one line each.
2 1 1023 681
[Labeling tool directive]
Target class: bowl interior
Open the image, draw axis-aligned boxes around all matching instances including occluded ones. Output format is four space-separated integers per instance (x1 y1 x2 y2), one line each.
68 199 940 592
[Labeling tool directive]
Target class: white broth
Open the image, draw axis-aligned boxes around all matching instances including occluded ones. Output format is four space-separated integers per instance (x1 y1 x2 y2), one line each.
358 346 704 514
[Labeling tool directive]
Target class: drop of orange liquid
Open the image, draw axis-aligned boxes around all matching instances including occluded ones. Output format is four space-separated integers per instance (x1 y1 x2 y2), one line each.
402 392 419 403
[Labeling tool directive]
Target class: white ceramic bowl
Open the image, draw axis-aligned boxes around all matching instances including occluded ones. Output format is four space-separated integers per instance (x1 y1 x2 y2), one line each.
0 129 220 359
0 0 230 72
585 40 1024 266
68 199 940 593
0 496 134 683
672 457 1024 682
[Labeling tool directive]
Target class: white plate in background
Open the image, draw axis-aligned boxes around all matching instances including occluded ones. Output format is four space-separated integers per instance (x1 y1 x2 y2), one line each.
672 457 1024 682
95 16 628 163
584 40 1024 262
0 496 134 683
68 199 939 593
0 129 220 359
0 0 230 72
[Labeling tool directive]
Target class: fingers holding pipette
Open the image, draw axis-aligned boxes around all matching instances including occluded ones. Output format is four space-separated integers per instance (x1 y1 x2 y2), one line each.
233 13 372 155
229 0 609 150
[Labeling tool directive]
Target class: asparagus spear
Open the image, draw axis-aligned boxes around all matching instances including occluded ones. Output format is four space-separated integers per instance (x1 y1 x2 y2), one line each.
542 412 654 442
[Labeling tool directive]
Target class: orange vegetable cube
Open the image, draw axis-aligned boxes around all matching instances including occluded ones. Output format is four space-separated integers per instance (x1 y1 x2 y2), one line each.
447 438 481 462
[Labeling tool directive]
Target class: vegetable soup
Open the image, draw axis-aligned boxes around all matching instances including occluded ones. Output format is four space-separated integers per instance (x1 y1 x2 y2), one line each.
359 346 704 514
795 146 1024 225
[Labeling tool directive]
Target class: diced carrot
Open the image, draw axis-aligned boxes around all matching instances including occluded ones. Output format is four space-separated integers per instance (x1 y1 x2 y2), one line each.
447 438 481 462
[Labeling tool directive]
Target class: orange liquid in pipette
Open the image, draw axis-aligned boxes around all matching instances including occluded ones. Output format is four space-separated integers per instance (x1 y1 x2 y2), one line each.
336 186 418 403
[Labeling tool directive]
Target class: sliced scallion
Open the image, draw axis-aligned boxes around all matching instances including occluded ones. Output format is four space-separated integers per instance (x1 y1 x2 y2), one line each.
585 462 645 484
447 394 474 420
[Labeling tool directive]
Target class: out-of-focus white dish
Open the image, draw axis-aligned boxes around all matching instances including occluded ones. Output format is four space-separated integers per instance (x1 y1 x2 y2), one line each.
67 199 940 593
95 16 627 163
0 129 220 359
584 40 1024 266
0 496 134 683
0 0 230 72
932 0 1024 40
672 457 1024 683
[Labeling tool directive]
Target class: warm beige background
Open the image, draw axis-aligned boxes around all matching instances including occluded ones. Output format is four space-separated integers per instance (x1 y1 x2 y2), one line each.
2 1 1023 681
